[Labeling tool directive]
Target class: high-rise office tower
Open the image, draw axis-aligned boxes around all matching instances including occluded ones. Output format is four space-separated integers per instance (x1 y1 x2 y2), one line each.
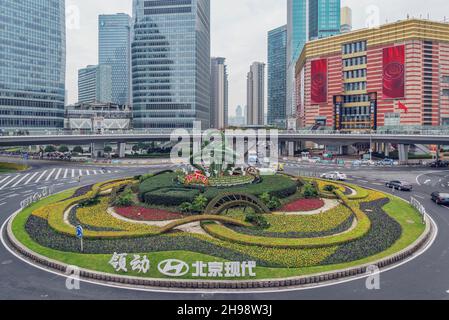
99 13 131 106
78 65 112 104
287 0 340 118
340 7 353 33
246 62 265 126
268 25 287 128
210 57 229 129
132 0 211 129
0 0 66 130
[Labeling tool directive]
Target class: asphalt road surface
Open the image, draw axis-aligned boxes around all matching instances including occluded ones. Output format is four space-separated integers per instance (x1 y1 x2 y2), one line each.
1 160 448 300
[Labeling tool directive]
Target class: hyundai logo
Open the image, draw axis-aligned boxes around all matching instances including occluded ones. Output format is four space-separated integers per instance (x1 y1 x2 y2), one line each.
157 259 189 277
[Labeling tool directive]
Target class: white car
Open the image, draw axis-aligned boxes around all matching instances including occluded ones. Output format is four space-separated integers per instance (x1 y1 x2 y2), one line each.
361 159 376 166
308 157 321 164
320 172 347 181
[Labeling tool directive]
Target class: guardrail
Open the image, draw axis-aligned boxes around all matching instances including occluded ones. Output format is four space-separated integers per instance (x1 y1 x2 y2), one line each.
410 197 428 224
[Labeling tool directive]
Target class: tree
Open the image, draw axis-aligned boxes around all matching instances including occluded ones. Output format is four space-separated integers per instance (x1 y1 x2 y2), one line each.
73 146 84 154
104 146 113 157
58 145 69 153
44 145 56 153
132 144 140 154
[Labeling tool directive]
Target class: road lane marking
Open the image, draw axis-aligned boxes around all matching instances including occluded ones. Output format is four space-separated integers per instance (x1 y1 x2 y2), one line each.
54 168 62 180
24 172 39 185
93 170 97 175
71 169 75 178
0 175 20 190
0 176 11 186
0 202 6 206
45 169 56 181
63 169 68 179
6 193 18 198
424 180 431 185
11 174 30 188
35 170 47 183
85 170 90 176
79 169 83 177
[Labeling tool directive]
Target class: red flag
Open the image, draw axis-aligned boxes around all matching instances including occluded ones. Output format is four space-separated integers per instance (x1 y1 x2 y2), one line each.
398 101 409 113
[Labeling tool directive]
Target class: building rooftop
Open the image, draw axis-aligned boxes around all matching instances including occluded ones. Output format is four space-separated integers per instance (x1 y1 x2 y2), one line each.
296 18 449 74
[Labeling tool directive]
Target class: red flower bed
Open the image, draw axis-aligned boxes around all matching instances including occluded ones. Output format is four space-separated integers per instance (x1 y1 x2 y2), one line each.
115 206 183 221
281 198 325 212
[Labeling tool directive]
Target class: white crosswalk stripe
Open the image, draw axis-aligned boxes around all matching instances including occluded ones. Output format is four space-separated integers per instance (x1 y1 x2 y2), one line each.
35 170 47 183
54 168 62 180
24 172 39 185
0 168 122 191
0 176 11 184
11 173 30 188
0 175 20 190
46 169 56 181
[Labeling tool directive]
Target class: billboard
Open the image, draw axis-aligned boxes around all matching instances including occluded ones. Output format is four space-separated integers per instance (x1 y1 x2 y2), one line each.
311 59 328 103
383 45 405 99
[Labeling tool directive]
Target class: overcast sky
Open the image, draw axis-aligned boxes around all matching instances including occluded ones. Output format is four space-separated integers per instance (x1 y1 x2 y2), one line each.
66 0 449 115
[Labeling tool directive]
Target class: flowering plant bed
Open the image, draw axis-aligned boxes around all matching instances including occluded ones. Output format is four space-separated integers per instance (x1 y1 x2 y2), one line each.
115 206 183 221
281 199 325 212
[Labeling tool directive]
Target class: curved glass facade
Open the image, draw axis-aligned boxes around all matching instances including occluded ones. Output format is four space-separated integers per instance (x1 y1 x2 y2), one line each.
132 0 211 129
0 0 66 129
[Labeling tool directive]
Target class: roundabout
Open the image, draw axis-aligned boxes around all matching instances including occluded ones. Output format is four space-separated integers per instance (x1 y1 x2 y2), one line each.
2 168 435 292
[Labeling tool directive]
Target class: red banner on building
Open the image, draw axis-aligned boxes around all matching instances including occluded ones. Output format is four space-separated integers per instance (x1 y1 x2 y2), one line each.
311 59 328 103
383 45 405 99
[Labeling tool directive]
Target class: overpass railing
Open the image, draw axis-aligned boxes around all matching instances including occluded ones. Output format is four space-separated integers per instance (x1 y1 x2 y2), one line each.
2 128 449 137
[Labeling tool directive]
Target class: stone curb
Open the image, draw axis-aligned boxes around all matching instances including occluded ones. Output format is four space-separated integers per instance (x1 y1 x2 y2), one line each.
5 207 434 290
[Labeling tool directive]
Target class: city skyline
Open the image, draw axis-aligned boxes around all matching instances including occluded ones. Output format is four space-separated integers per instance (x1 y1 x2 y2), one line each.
65 0 449 116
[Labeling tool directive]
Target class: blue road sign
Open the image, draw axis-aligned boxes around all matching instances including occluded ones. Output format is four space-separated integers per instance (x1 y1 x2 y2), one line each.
76 225 84 239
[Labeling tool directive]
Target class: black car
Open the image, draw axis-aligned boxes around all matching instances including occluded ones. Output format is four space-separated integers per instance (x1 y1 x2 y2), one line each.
429 160 449 168
385 180 413 191
431 192 449 205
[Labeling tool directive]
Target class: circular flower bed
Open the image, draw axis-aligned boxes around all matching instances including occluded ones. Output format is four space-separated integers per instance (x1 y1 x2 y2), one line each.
281 199 325 212
115 206 183 221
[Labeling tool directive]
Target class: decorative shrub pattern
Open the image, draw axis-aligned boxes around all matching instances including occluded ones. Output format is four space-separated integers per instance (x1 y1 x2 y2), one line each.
281 199 325 212
115 206 183 221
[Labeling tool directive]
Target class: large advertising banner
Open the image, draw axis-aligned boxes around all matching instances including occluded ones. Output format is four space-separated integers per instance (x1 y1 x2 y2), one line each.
311 59 328 104
383 45 405 99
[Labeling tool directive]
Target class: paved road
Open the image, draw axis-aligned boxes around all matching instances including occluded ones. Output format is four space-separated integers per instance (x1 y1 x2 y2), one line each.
0 161 448 299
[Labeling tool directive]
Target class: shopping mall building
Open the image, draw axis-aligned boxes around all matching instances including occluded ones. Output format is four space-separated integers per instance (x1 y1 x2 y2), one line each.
295 19 449 133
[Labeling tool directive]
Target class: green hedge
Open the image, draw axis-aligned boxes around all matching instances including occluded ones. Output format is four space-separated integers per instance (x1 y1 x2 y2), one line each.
144 188 200 206
202 175 298 200
138 172 178 200
140 172 298 207
0 162 28 172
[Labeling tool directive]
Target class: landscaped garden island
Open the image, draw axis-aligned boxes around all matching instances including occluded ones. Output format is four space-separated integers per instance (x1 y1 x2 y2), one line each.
7 167 431 288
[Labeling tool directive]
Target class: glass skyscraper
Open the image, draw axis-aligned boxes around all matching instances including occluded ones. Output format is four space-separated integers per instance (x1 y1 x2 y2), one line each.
286 0 340 117
78 65 112 104
99 14 131 106
309 0 341 40
0 0 66 130
268 25 287 128
132 0 211 129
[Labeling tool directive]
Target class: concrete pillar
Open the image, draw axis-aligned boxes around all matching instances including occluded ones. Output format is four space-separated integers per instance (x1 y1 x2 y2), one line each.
288 141 295 157
384 143 391 157
398 144 410 162
90 142 105 159
118 143 126 158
